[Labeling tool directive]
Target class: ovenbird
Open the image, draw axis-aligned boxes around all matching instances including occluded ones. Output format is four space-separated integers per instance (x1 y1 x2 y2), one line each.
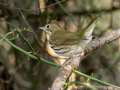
39 19 97 64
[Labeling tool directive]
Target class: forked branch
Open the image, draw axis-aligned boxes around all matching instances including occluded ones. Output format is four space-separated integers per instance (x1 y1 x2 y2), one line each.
50 28 120 90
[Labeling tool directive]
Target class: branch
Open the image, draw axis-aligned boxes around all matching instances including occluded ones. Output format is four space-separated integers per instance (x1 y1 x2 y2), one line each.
50 28 120 90
72 86 120 90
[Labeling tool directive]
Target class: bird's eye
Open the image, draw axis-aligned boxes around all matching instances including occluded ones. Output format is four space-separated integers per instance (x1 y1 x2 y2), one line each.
46 24 50 29
45 24 53 33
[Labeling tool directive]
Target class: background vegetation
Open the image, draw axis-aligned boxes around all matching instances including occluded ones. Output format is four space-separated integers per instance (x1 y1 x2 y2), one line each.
0 0 120 90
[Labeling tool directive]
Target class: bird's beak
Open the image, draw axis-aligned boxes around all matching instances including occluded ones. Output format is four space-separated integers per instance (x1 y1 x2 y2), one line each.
39 27 46 31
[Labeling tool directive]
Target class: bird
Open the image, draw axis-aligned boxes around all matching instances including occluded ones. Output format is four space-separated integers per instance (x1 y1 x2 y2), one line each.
39 18 97 64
